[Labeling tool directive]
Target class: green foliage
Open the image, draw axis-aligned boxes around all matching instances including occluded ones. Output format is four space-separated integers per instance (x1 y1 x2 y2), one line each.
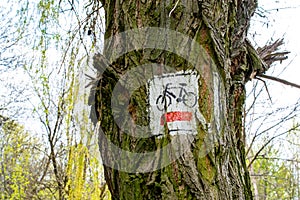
0 118 111 199
250 145 298 199
65 143 111 200
0 119 40 199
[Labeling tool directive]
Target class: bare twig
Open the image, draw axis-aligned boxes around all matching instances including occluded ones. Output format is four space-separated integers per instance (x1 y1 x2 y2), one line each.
257 38 290 69
247 125 300 168
255 77 272 103
257 74 300 89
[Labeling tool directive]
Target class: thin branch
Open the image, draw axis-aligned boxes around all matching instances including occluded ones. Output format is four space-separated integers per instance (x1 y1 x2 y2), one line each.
254 156 300 163
247 103 299 157
255 77 272 103
257 74 300 89
247 125 300 168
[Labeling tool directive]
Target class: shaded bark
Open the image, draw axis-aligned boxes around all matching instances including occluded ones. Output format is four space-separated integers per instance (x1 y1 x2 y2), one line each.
92 0 262 199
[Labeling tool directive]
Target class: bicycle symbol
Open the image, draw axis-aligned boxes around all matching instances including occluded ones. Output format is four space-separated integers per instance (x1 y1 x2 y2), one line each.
156 83 197 111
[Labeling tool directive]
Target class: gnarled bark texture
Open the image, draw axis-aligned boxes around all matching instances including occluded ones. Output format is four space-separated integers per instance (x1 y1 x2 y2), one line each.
92 0 262 199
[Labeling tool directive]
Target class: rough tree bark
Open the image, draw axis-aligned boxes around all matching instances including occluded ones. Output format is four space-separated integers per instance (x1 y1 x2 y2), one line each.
91 0 265 199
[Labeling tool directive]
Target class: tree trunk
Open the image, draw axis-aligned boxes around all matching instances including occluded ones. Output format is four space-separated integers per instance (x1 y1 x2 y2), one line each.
92 0 261 199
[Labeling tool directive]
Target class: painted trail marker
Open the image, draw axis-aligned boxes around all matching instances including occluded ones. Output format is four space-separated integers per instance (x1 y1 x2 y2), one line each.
148 70 207 137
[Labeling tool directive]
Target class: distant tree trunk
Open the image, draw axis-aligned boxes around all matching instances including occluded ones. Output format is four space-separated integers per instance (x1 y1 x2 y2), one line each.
93 0 262 199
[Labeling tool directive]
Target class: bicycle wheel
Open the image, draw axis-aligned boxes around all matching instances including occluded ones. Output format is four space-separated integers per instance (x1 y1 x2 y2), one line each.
182 92 197 108
156 95 172 111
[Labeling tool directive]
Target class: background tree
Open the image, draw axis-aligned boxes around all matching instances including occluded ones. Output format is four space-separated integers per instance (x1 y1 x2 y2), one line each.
0 0 30 118
249 145 298 199
0 0 110 199
0 117 50 199
245 2 300 199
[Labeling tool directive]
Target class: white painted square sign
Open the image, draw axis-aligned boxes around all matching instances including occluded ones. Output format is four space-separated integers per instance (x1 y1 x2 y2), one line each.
148 70 207 137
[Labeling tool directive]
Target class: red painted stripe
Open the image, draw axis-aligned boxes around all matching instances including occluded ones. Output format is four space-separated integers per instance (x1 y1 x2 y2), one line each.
160 111 193 125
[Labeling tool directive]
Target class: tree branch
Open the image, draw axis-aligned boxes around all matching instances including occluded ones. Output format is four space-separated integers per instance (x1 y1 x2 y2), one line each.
256 74 300 89
247 125 300 169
